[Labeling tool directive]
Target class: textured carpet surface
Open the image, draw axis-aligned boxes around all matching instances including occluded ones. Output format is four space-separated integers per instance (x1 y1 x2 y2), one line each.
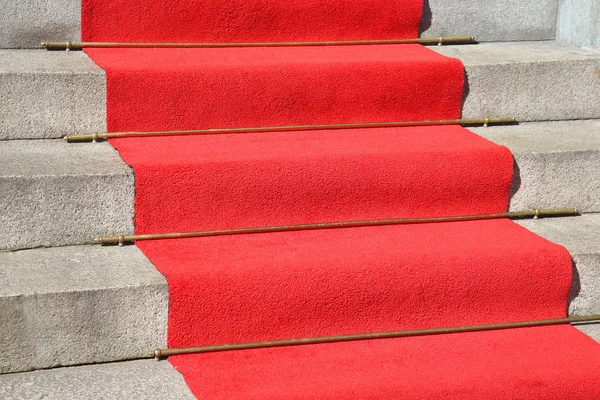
86 45 464 133
170 326 600 399
138 220 572 348
82 0 422 43
81 0 600 397
111 126 513 234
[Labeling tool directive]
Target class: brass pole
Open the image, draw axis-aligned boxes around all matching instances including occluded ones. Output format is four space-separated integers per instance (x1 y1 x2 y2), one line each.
97 208 577 245
153 314 600 359
42 36 476 51
65 117 516 143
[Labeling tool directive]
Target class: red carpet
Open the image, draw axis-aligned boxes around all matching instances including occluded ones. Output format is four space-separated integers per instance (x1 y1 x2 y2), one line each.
138 220 572 348
86 45 464 133
82 0 422 43
170 326 600 399
110 126 513 234
81 0 600 397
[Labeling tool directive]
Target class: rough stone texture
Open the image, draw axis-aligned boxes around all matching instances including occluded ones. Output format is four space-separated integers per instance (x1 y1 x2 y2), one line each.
0 246 168 374
0 139 134 251
472 120 600 213
0 50 105 140
0 0 81 49
421 0 558 42
434 41 600 122
558 0 600 48
0 360 194 399
518 213 600 342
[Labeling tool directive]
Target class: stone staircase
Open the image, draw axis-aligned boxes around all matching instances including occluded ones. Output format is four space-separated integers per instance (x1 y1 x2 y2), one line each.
0 1 599 398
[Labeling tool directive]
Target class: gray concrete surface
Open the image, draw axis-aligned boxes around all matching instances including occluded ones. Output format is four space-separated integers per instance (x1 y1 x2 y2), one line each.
0 0 557 49
0 246 168 374
0 360 194 399
558 0 600 48
473 120 600 213
0 50 105 140
421 0 558 42
434 41 600 122
0 0 81 49
0 139 134 251
519 213 600 342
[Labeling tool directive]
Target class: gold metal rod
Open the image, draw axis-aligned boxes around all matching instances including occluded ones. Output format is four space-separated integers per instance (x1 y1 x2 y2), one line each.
153 314 600 359
65 117 515 143
97 208 577 245
42 36 476 51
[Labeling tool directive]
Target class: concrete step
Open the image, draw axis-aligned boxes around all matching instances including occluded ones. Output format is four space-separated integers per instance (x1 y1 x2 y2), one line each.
0 50 105 140
0 214 599 374
433 41 600 122
1 120 598 251
2 42 599 141
0 139 133 251
0 245 167 374
474 119 600 212
1 1 558 49
0 360 195 400
518 214 600 342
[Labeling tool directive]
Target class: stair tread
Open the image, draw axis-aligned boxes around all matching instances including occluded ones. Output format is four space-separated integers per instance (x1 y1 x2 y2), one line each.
436 41 600 121
473 119 600 153
433 40 600 65
476 120 600 213
3 215 598 295
0 245 164 296
0 139 129 177
138 219 571 348
0 360 194 400
0 49 102 73
170 325 600 399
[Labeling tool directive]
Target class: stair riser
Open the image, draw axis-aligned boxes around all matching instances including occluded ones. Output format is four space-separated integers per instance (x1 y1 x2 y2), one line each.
0 175 133 251
460 60 600 122
509 151 600 212
0 51 105 140
0 1 558 49
0 287 166 374
0 138 134 252
421 0 557 42
0 246 168 374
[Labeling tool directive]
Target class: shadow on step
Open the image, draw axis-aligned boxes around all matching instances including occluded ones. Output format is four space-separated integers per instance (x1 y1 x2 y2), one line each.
569 258 582 313
508 157 521 204
419 0 432 34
